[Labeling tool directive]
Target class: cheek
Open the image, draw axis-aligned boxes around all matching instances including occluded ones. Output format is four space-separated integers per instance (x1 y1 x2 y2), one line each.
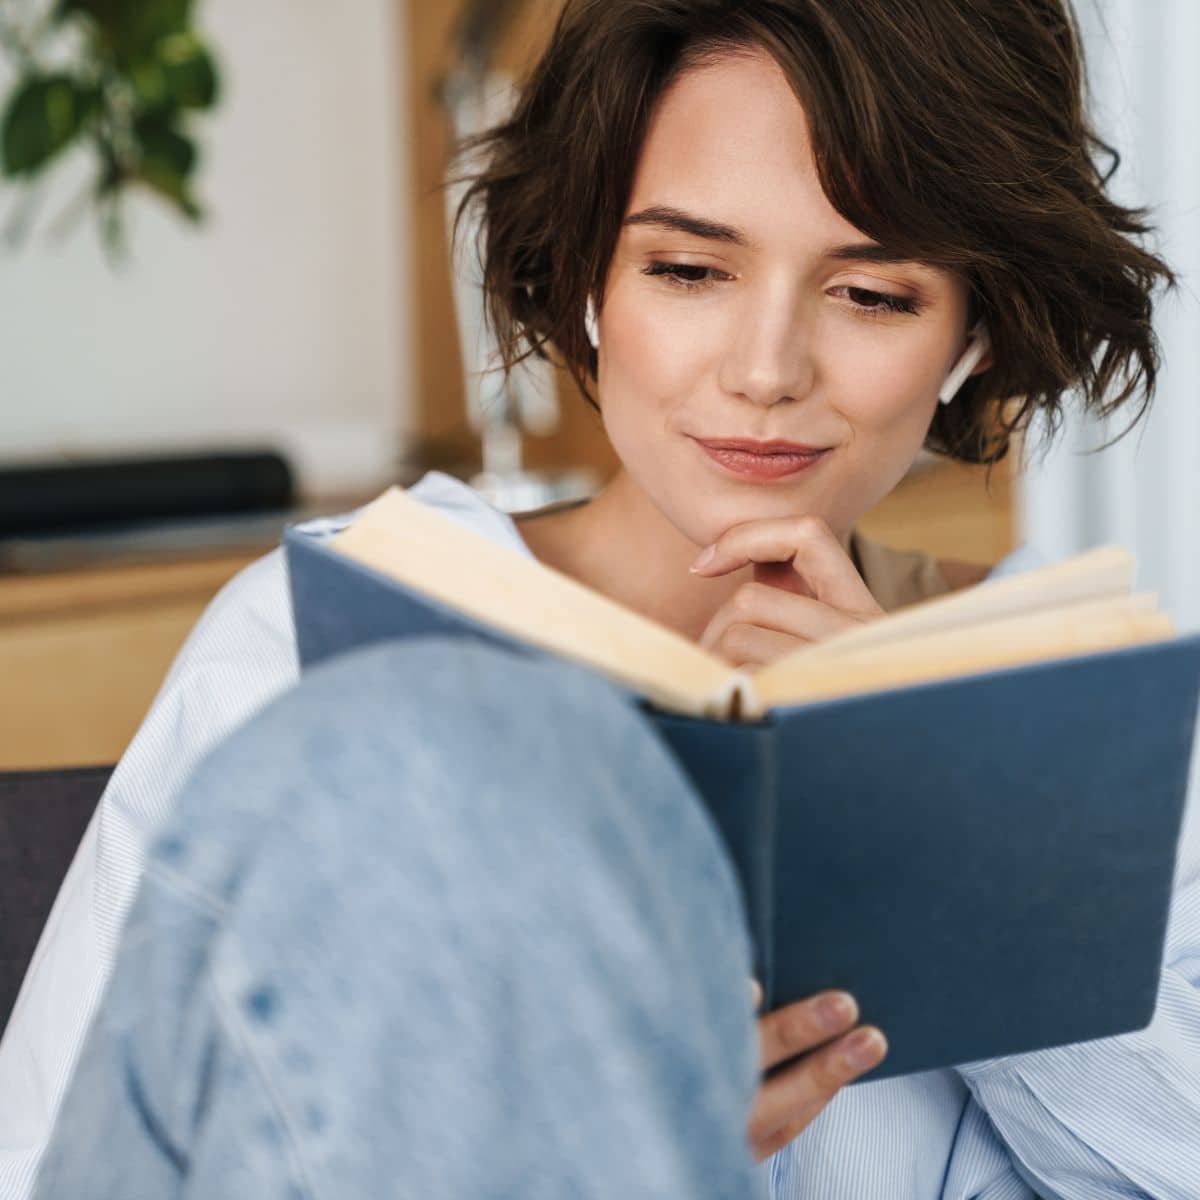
602 284 708 395
835 340 943 437
825 339 944 520
595 293 709 441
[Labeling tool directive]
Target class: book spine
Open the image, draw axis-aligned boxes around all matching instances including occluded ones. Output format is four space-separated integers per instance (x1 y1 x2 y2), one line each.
707 670 760 721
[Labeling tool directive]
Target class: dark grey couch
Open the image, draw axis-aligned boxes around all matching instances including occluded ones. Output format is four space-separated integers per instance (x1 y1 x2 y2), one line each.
0 767 113 1036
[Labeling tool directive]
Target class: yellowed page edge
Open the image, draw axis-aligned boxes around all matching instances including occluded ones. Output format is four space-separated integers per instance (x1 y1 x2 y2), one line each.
755 543 1135 675
328 487 738 720
754 608 1174 711
754 589 1159 699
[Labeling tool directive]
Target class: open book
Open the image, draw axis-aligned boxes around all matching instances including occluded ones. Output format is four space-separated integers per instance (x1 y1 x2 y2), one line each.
318 484 1175 721
282 484 1200 1082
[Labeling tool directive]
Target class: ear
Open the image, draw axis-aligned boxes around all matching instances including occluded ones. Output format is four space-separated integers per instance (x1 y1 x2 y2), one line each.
966 324 993 376
970 347 994 376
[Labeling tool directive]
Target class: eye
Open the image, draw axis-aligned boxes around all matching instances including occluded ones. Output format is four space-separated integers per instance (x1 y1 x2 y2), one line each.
641 261 726 292
640 262 924 319
834 286 923 319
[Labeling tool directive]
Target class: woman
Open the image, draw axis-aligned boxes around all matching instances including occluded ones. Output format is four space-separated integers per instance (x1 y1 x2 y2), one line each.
15 1 1198 1197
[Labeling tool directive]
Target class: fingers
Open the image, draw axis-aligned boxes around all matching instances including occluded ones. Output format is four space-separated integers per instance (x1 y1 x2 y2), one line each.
758 990 858 1072
691 513 886 668
750 976 763 1010
747 1025 888 1161
690 514 882 617
697 583 855 659
701 622 800 668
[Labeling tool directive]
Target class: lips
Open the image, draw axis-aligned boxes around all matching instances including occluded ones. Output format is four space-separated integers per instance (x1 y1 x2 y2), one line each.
695 437 828 455
692 437 830 482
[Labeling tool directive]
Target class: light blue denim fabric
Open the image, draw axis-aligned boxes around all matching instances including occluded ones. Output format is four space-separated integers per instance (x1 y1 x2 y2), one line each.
32 636 765 1200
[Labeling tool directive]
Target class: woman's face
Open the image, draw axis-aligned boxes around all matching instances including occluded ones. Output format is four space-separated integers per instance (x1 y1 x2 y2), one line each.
595 46 984 551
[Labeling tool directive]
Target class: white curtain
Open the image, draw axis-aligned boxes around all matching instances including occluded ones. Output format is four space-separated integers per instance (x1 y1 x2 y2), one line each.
1016 0 1200 634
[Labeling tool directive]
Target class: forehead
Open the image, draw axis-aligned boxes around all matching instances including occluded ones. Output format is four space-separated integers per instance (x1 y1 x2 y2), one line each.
622 46 942 276
627 49 840 235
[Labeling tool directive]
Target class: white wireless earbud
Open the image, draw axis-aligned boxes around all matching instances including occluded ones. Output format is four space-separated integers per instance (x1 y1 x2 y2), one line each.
585 295 600 350
938 320 991 406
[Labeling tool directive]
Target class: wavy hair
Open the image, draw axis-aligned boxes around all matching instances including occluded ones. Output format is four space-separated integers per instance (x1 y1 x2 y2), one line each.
448 0 1177 474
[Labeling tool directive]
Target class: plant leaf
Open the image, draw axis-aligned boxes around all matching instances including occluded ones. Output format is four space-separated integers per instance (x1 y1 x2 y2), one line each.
129 61 169 110
1 76 85 175
138 170 202 221
134 113 196 176
52 0 121 28
133 115 201 218
156 33 218 109
116 0 195 62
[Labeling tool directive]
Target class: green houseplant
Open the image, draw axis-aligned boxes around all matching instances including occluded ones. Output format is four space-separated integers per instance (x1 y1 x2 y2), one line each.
0 0 220 256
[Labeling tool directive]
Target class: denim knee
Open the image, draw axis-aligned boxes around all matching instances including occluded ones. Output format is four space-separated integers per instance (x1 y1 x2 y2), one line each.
155 634 749 969
186 637 758 1200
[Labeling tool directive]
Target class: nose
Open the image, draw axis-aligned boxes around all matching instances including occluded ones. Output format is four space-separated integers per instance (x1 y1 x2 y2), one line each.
716 287 815 408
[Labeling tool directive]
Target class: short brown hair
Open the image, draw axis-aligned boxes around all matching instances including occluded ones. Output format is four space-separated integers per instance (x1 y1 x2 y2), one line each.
449 0 1177 472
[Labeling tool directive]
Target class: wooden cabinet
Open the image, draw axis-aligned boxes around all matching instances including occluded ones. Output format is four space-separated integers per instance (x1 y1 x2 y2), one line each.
0 552 265 770
858 454 1015 566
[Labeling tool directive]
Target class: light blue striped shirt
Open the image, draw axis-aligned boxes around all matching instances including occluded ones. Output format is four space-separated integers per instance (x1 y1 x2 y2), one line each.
1 470 1197 1200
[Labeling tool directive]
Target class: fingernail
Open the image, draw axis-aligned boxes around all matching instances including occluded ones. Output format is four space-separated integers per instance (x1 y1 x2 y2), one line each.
690 544 717 572
817 991 857 1030
750 978 763 1009
843 1028 887 1072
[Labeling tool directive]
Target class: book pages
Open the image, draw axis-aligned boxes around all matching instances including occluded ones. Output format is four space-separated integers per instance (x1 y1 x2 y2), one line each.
752 605 1174 712
754 544 1135 675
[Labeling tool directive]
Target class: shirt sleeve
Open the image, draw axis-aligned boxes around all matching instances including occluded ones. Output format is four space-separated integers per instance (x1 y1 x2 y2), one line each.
955 747 1200 1199
0 546 302 1200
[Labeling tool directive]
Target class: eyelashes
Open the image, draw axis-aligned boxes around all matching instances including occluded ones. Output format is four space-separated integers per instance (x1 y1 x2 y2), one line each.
639 261 924 318
640 262 729 292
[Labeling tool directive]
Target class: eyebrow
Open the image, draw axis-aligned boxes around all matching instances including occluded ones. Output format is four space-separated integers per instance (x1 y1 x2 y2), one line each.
621 204 922 265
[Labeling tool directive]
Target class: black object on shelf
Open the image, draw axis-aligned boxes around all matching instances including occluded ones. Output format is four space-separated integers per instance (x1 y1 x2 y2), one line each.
0 450 295 536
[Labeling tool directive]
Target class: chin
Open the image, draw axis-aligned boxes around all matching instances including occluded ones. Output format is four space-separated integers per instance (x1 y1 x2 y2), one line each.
680 471 842 544
657 487 777 551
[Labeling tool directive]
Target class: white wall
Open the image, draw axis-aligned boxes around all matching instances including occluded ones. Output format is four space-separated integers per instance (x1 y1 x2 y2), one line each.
0 0 414 498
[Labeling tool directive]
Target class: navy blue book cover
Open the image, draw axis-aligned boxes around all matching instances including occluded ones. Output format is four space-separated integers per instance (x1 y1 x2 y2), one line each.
285 527 1200 1081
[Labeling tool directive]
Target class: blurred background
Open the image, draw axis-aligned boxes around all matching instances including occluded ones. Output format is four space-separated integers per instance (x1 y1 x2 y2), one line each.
0 0 1194 770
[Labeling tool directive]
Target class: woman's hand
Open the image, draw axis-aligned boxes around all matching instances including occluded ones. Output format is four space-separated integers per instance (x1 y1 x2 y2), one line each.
690 515 884 667
746 978 887 1162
